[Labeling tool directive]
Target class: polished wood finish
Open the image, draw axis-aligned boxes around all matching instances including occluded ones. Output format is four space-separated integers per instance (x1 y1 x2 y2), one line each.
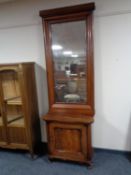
39 3 95 18
0 63 41 156
49 123 87 161
40 3 95 165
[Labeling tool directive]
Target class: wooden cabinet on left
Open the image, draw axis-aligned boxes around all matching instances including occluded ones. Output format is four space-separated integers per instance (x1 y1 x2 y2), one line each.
0 62 41 157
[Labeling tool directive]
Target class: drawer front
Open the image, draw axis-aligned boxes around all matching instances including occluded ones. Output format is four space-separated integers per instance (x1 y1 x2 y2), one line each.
48 122 87 162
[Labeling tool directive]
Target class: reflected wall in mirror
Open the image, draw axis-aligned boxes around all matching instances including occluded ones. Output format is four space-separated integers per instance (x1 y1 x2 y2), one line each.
51 20 87 104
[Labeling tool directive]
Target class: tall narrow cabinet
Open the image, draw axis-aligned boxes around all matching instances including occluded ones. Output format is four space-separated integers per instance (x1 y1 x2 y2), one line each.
40 3 95 165
0 62 41 156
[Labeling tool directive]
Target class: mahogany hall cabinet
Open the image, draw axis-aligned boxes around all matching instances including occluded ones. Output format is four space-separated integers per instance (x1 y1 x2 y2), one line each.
0 62 41 156
40 3 95 165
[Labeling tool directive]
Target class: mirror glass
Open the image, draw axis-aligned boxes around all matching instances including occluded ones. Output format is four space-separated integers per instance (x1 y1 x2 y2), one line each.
51 20 87 104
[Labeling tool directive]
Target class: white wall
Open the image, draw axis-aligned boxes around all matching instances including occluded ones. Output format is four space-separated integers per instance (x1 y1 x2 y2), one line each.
94 13 131 151
0 0 131 151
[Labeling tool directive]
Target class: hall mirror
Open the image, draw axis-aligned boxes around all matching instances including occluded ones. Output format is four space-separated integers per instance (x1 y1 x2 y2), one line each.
40 2 95 165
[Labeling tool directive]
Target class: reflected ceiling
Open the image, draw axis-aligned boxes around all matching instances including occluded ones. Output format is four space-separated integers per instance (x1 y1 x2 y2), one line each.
51 20 87 60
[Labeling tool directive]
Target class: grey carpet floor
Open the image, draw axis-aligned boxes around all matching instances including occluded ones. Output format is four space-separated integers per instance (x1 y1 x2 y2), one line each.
0 149 131 175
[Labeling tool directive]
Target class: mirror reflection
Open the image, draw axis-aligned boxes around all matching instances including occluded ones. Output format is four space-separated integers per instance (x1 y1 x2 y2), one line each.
51 21 87 104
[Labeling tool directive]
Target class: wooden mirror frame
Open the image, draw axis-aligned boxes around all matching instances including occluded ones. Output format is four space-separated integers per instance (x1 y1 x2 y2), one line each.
40 3 95 116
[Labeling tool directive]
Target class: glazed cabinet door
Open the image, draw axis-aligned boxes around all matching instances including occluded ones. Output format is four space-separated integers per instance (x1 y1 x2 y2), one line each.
0 68 27 148
48 122 88 162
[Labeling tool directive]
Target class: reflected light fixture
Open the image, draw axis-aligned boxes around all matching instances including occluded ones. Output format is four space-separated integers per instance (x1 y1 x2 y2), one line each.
52 45 63 50
71 54 79 58
63 51 72 55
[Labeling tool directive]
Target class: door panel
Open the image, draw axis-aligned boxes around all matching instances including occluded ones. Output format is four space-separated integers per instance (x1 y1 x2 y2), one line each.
48 122 87 161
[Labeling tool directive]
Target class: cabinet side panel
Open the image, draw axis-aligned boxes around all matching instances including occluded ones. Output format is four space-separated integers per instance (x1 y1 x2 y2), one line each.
21 64 41 153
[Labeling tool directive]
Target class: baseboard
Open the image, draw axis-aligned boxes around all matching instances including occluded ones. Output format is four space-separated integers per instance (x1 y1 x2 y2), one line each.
94 147 131 155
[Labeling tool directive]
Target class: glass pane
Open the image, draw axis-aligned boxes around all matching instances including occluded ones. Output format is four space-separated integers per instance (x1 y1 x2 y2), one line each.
0 70 21 100
51 20 87 104
6 105 24 127
0 70 25 127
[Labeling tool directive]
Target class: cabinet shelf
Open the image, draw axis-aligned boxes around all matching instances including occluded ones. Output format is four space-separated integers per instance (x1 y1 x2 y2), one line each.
7 117 24 127
7 114 23 124
4 97 22 105
55 77 86 83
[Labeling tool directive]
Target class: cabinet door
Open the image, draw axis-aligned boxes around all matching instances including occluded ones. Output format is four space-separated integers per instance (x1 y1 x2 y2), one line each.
48 122 87 162
0 69 27 147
